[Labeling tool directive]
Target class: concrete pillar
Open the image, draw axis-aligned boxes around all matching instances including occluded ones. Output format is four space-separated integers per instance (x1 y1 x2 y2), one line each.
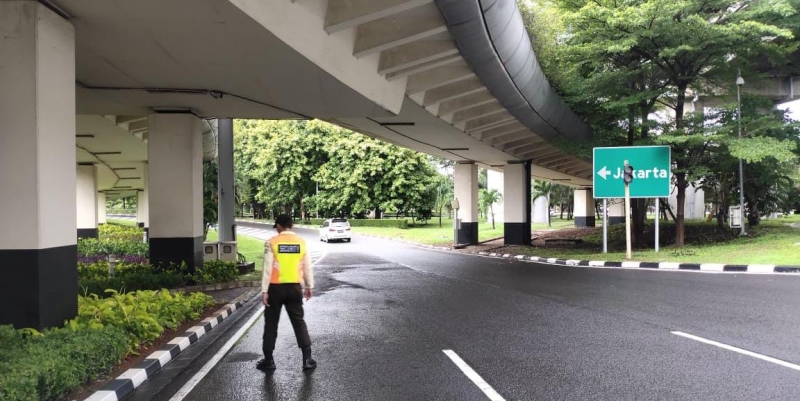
148 114 204 270
532 196 549 224
137 163 149 230
504 161 532 245
574 188 596 227
0 1 77 329
454 162 479 245
608 200 625 225
217 118 236 242
487 169 505 224
76 165 98 238
97 192 107 225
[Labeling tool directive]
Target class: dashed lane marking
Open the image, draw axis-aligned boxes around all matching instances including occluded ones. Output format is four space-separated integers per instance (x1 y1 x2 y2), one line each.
443 350 506 401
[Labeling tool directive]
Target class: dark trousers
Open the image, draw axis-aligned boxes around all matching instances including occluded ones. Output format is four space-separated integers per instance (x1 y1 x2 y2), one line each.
263 283 312 357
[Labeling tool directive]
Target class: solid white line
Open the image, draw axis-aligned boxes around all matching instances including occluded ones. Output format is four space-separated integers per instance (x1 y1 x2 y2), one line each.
168 306 265 401
672 331 800 372
442 350 505 401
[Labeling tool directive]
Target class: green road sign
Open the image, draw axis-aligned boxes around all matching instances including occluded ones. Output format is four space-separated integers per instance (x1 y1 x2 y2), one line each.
593 146 671 198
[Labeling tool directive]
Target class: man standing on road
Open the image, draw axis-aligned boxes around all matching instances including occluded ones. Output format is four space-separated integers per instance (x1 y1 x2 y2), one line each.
256 214 318 371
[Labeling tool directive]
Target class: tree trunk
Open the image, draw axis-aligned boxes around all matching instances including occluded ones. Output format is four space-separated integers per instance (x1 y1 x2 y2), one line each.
546 195 551 227
675 173 688 247
438 207 442 228
491 207 495 230
661 199 676 222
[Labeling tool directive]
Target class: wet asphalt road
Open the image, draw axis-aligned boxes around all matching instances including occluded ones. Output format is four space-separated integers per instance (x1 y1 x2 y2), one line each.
149 225 800 401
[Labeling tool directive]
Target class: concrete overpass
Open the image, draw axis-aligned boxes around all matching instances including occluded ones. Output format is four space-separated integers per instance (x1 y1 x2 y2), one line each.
1 0 596 329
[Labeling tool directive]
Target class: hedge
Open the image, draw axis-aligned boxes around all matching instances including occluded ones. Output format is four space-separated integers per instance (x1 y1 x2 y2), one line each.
299 218 408 229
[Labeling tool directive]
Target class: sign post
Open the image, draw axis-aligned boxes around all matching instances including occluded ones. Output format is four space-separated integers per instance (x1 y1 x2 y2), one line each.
594 146 670 257
602 199 608 253
655 198 660 253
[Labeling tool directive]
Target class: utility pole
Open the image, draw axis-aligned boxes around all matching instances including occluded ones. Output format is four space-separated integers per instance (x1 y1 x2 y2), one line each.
623 161 634 260
736 70 747 236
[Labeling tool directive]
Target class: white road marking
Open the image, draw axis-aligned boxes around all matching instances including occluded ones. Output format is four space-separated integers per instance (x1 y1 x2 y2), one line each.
169 306 265 401
443 350 506 401
672 331 800 372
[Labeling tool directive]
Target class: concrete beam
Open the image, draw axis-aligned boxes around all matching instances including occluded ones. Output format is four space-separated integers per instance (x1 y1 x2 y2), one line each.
519 147 562 160
386 54 462 81
378 40 457 75
436 89 495 115
129 120 148 133
325 0 432 33
465 112 516 133
537 153 572 165
510 144 541 156
490 130 532 146
477 121 526 141
406 63 474 94
353 3 447 58
501 137 543 152
452 102 505 125
422 77 486 107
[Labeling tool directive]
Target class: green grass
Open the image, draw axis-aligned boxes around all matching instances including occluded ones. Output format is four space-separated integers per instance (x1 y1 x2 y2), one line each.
106 219 136 227
205 230 264 271
350 218 503 246
504 215 800 265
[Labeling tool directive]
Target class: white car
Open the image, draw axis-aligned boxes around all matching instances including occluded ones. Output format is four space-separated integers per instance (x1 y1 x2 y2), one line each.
319 218 352 242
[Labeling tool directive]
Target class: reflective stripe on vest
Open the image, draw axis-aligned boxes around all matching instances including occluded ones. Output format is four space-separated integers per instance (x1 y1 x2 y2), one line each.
270 233 305 284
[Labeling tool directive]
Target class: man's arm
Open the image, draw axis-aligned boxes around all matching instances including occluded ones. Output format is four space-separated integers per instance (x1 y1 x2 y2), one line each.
302 249 314 289
262 242 274 293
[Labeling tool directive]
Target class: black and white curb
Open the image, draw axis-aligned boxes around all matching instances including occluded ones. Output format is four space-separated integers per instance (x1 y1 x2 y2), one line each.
476 252 800 274
85 299 249 401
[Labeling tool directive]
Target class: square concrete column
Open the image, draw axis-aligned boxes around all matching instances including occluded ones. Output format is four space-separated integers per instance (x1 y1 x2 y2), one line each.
77 165 98 238
454 162 479 245
137 163 149 231
504 161 532 245
0 1 77 329
97 191 107 225
148 114 204 270
574 188 596 227
486 169 505 224
608 200 625 225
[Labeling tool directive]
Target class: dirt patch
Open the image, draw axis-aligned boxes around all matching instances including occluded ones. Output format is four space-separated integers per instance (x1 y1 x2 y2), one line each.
62 305 222 401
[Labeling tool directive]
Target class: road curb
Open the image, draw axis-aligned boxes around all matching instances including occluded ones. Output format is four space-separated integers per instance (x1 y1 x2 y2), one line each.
83 293 256 401
474 252 800 274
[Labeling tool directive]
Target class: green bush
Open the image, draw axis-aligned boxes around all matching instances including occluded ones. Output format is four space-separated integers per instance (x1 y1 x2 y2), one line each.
79 271 189 297
99 223 144 242
191 260 239 285
301 218 408 229
78 238 148 257
69 290 215 353
0 325 127 401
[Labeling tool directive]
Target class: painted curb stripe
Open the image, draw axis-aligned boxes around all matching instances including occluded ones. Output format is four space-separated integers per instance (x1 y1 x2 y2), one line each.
84 300 249 401
474 251 797 275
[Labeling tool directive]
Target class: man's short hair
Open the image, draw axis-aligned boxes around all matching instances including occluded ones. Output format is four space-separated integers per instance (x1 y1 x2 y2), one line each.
273 214 293 229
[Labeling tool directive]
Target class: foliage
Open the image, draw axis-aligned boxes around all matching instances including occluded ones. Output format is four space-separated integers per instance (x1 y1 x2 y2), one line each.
299 218 409 229
203 161 219 239
68 289 214 353
99 223 143 243
190 260 239 285
480 189 503 229
0 325 128 401
78 238 148 258
532 181 556 227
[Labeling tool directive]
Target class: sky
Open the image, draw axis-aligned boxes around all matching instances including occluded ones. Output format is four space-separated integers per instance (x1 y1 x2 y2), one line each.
778 99 800 121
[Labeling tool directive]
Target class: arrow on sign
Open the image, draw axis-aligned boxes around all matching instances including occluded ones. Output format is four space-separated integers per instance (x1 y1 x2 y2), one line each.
597 166 611 180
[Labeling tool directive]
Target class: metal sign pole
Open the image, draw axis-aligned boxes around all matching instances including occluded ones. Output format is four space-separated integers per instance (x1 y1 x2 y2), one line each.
603 199 608 253
624 161 632 260
655 198 660 253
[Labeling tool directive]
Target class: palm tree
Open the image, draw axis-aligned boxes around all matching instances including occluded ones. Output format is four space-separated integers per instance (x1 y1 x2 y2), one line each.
533 181 555 227
481 189 503 229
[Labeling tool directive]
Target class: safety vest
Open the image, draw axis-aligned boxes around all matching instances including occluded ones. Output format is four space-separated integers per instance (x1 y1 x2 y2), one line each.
269 232 306 284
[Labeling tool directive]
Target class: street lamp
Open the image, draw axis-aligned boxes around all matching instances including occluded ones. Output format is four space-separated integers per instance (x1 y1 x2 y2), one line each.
736 70 747 236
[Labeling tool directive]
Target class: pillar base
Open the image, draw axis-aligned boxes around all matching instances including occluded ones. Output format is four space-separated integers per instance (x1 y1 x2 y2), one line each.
609 217 625 225
457 222 479 246
0 246 78 329
575 217 596 227
150 237 203 270
504 222 531 246
77 228 98 239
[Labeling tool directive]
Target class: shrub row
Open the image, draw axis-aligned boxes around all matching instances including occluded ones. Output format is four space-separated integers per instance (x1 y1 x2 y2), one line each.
300 218 408 229
99 223 144 243
0 290 215 401
78 237 149 257
78 260 240 296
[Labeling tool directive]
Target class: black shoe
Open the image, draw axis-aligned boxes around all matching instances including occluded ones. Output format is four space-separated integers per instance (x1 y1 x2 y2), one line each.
256 358 276 371
301 347 317 370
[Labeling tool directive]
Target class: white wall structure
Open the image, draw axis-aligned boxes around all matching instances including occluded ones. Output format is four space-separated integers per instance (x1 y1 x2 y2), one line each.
503 162 532 245
574 189 596 227
97 192 107 225
76 165 98 238
0 1 77 329
137 162 149 230
148 114 204 269
669 185 706 220
607 200 626 225
487 169 505 223
454 162 479 245
533 196 549 224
